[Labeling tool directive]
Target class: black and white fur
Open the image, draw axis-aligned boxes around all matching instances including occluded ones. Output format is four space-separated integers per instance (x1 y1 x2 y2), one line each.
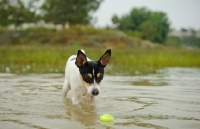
62 49 111 104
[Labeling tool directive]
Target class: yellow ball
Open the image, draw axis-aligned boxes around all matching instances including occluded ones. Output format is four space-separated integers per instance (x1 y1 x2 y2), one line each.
100 114 114 122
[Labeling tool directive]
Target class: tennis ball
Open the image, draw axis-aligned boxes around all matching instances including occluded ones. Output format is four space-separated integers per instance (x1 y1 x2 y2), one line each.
100 114 114 122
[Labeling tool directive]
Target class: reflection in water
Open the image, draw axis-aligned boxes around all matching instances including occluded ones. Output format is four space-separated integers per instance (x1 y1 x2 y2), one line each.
131 79 168 86
0 68 200 129
63 97 98 127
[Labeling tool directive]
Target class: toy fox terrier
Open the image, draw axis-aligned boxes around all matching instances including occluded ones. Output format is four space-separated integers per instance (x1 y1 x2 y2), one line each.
62 49 111 104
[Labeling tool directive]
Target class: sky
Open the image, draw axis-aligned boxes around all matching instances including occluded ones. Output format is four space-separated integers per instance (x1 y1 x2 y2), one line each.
93 0 200 30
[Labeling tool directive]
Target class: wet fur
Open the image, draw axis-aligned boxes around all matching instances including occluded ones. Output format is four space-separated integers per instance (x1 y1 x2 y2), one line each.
62 49 111 104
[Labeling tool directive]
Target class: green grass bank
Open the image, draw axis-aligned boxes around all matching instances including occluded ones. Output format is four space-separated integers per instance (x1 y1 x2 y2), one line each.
1 45 200 75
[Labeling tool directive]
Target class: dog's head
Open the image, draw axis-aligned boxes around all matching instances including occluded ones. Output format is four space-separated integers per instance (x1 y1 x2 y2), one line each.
75 49 111 96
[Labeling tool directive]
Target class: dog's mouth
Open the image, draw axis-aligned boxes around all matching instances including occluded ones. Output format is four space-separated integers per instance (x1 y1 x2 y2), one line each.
86 88 99 97
84 81 100 97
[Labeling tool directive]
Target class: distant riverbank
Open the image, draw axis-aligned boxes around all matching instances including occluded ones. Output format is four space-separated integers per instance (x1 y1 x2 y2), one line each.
1 45 199 75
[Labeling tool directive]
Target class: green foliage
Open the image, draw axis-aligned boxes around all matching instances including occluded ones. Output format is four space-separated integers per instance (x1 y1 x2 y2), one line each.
138 20 156 41
165 36 183 47
182 36 200 48
165 34 200 48
0 0 103 27
0 26 160 49
112 7 170 43
0 46 200 75
0 0 37 26
40 0 103 25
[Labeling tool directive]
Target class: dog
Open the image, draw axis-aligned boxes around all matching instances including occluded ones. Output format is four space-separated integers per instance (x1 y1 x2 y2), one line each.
62 49 111 104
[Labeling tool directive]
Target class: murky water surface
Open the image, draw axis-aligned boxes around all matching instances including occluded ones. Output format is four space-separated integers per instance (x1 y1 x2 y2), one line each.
0 68 200 129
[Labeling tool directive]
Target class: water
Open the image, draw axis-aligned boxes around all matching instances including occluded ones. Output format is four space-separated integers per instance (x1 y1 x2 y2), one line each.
0 68 200 129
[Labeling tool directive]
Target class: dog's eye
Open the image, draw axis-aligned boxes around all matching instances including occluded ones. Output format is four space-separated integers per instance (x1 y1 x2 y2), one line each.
83 75 92 83
96 74 103 83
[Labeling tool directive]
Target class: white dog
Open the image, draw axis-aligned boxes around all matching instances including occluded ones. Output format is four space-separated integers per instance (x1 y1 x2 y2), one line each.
62 49 111 104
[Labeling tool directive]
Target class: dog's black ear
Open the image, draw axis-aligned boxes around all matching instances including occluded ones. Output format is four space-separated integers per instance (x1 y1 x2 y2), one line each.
75 50 87 67
98 49 111 67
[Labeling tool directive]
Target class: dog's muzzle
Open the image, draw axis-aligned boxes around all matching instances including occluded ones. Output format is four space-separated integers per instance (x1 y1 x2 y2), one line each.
92 88 99 96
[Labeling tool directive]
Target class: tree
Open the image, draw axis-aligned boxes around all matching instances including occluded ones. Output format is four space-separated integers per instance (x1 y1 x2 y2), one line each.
0 0 37 27
112 7 170 43
150 12 170 43
139 20 156 40
40 0 103 26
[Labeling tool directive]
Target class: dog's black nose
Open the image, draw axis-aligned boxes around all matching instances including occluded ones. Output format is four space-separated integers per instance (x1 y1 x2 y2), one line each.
92 89 99 96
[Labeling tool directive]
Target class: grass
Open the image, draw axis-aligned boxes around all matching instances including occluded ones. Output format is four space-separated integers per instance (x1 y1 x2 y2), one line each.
0 45 200 75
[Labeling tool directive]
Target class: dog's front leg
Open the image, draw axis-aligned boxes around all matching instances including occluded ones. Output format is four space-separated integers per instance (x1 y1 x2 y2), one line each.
72 97 79 104
72 95 81 104
62 80 70 98
71 90 82 104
